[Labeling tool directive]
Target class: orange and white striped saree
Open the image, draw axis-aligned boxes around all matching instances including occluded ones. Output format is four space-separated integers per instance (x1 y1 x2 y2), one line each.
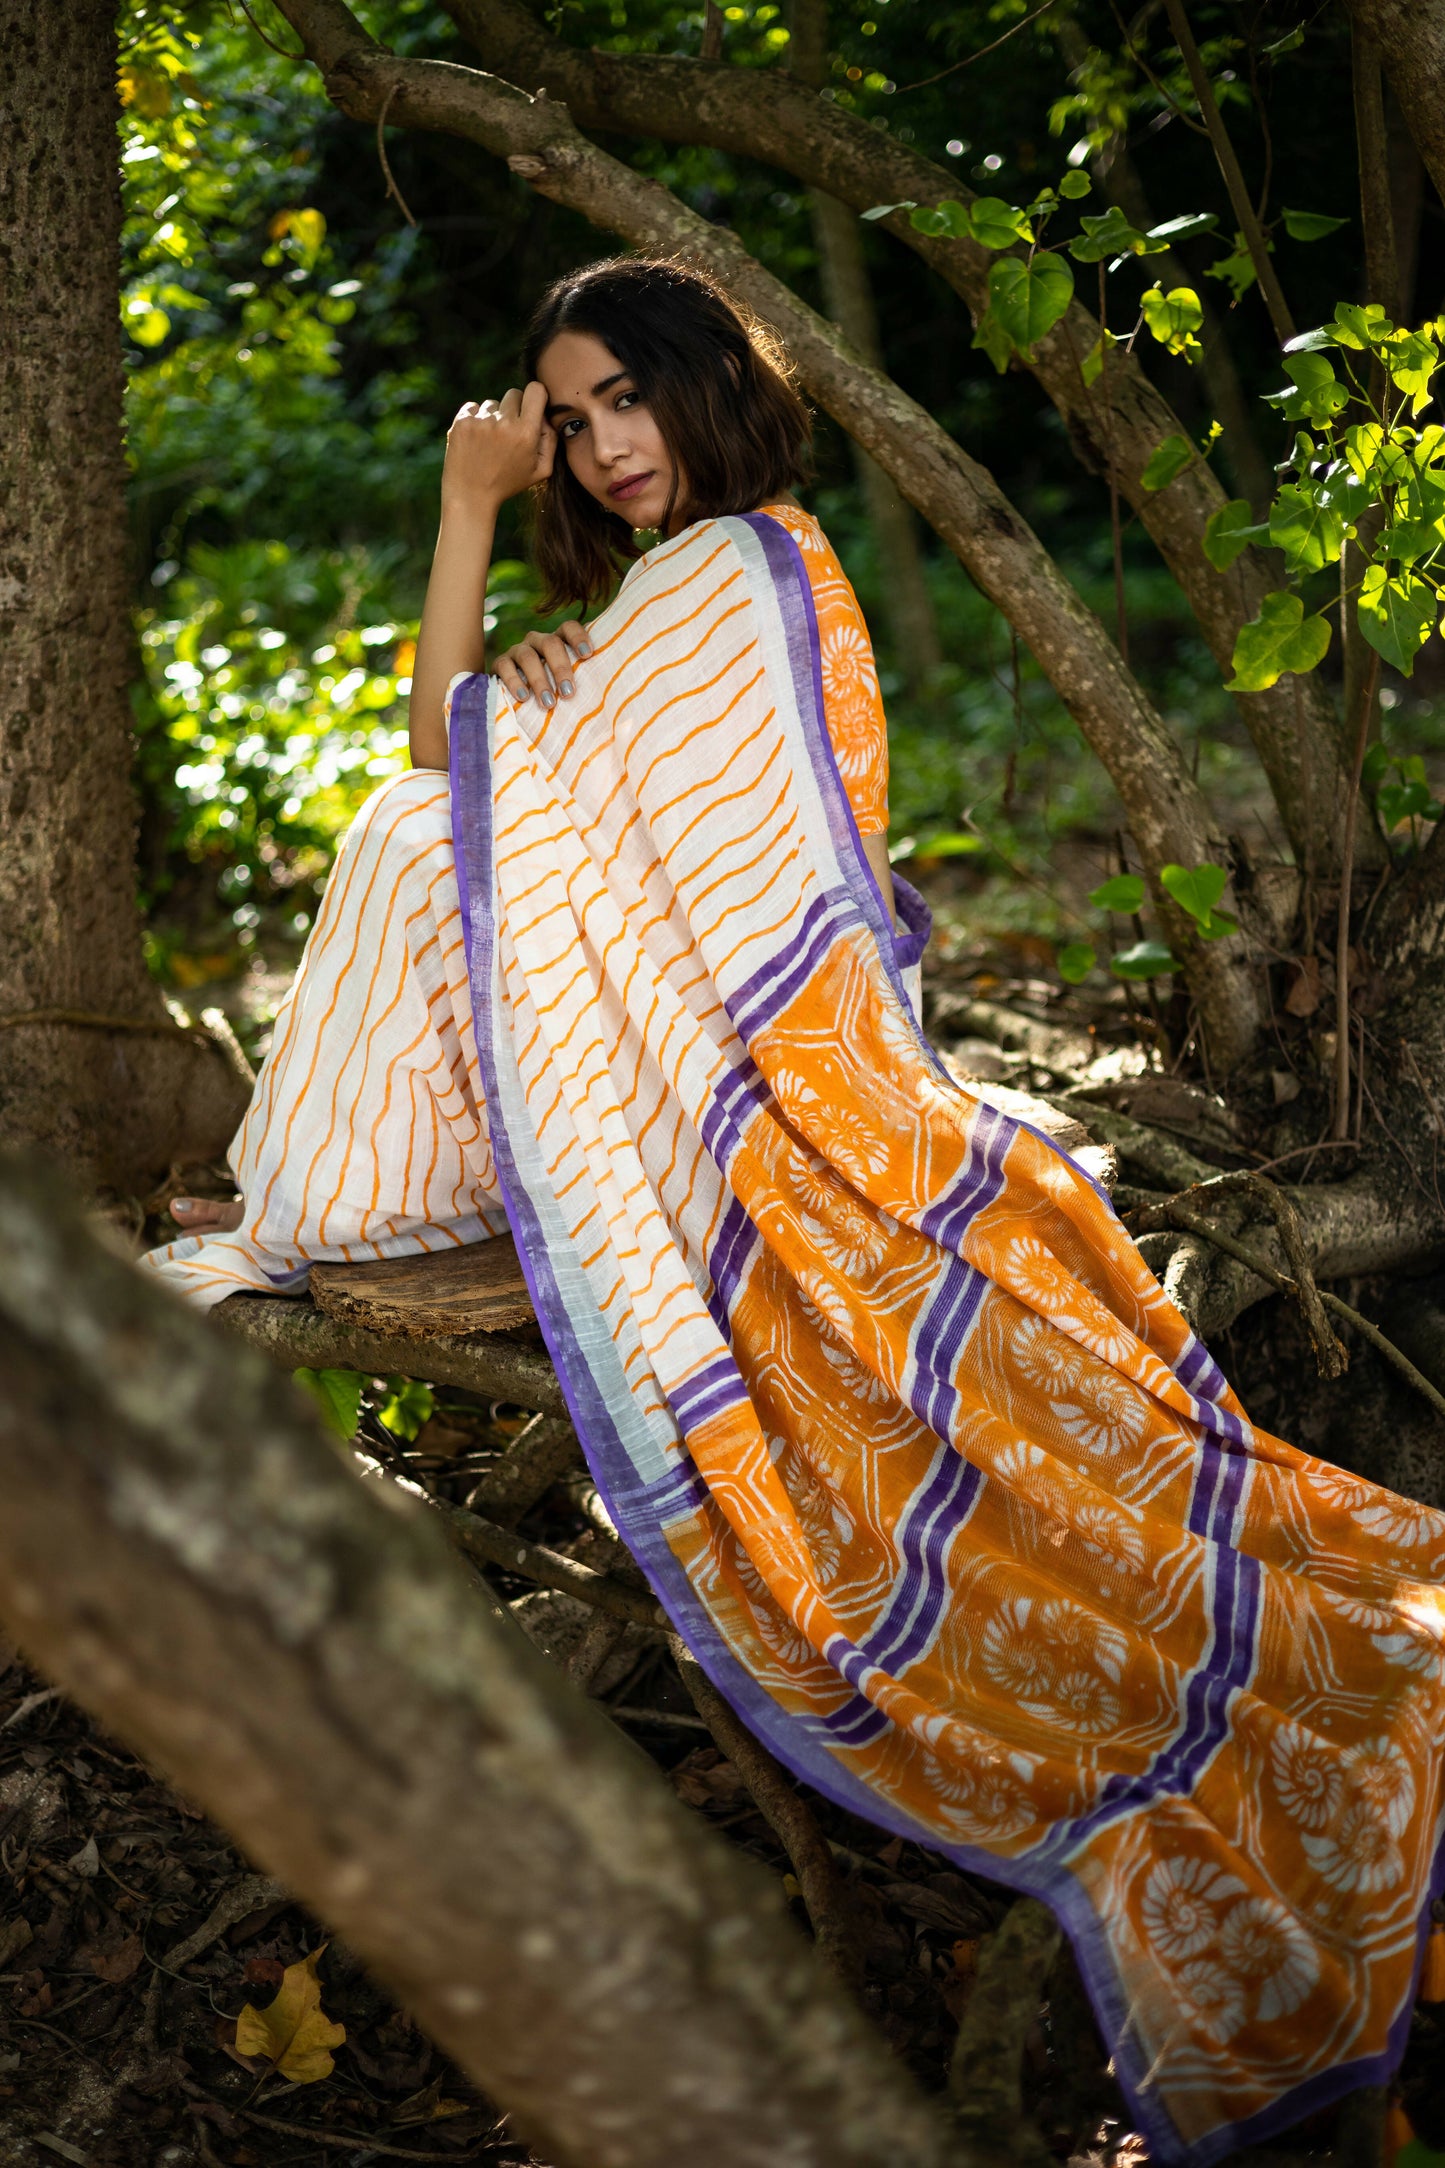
143 507 1445 2164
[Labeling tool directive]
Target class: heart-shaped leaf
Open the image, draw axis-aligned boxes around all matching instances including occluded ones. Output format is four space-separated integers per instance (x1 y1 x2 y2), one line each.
1357 564 1439 675
968 196 1032 249
1203 499 1268 571
1269 483 1345 574
1160 861 1229 925
1068 204 1148 262
295 1366 364 1439
987 251 1074 352
1059 169 1092 199
1226 592 1332 691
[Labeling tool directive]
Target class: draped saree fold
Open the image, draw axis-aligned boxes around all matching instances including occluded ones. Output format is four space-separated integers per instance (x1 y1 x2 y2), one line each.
143 507 1445 2165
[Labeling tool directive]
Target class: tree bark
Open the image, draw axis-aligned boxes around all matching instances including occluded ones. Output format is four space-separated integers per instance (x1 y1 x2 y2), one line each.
268 0 1265 1069
789 0 942 691
0 0 248 1188
445 0 1363 878
1340 0 1445 215
0 1152 971 2168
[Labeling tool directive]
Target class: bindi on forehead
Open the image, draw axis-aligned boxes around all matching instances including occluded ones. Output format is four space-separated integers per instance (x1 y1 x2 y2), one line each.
543 369 631 422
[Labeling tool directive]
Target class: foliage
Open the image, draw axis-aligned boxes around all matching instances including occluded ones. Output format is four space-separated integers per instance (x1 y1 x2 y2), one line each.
234 1945 347 2083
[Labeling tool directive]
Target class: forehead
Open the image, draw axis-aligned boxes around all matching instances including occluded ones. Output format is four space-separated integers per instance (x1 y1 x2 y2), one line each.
536 328 626 406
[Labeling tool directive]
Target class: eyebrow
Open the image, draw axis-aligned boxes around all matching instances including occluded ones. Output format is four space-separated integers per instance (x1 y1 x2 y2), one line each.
545 369 630 421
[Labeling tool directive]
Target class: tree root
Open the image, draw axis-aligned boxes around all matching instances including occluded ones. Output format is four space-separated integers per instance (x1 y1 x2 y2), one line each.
1132 1197 1445 1422
670 1638 867 1992
431 1495 670 1631
948 1896 1061 2166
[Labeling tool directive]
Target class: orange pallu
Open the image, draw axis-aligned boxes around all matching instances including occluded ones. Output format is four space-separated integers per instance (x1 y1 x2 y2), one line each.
154 507 1445 2160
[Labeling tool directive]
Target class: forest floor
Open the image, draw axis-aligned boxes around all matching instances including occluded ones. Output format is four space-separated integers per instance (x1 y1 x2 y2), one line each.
8 898 1445 2167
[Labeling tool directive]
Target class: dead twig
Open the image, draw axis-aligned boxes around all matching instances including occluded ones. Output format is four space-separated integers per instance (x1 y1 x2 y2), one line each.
948 1894 1060 2159
465 1413 582 1529
1152 1201 1445 1421
435 1497 669 1631
671 1639 866 1991
162 1874 288 1970
374 80 419 226
0 1684 64 1731
235 2106 499 2159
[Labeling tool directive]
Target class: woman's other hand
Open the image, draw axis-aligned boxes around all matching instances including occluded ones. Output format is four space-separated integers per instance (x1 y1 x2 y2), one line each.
442 382 556 525
493 620 591 707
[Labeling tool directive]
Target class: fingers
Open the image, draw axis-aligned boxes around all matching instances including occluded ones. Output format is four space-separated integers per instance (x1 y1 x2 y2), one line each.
559 619 592 661
493 623 594 706
521 379 549 426
494 639 554 707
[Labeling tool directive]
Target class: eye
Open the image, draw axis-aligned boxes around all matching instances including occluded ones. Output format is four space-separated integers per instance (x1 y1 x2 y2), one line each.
558 416 584 440
616 389 639 410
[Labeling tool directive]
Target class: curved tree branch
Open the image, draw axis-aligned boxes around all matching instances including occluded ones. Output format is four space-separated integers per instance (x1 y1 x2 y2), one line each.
440 0 1360 875
0 1153 969 2168
265 0 1263 1065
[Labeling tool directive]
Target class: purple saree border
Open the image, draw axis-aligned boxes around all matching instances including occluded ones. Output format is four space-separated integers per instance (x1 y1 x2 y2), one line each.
444 542 1440 2168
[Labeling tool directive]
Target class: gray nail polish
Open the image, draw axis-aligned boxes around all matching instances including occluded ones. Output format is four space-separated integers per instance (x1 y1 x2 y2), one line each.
578 642 592 658
561 680 574 697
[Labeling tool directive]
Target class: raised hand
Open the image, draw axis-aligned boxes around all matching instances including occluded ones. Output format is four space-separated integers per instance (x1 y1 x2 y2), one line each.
442 382 556 523
492 620 592 706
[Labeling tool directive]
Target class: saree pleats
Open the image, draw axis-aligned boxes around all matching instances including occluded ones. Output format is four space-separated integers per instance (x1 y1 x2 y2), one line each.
143 508 1445 2163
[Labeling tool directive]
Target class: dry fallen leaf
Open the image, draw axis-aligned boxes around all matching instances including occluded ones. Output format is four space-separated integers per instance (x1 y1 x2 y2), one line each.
1283 955 1323 1018
78 1933 143 1984
234 1943 346 2084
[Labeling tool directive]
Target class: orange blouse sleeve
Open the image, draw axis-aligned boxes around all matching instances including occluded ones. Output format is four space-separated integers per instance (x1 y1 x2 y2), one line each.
760 505 890 835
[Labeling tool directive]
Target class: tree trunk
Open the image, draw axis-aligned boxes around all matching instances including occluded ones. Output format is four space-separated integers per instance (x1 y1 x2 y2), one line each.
0 0 247 1189
0 1153 970 2168
788 0 942 692
1341 0 1445 213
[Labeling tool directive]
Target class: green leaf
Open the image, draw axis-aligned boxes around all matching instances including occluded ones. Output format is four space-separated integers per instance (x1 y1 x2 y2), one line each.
1267 350 1350 425
1268 483 1345 574
1068 204 1148 262
1357 563 1439 675
987 251 1074 352
967 196 1032 249
127 306 171 347
295 1366 364 1439
1361 741 1393 792
1203 498 1268 571
911 199 976 241
1382 328 1441 416
912 830 984 857
1059 169 1092 199
971 307 1015 374
1282 325 1338 354
1226 592 1332 691
1080 330 1119 386
1316 464 1372 520
1378 777 1433 828
1206 238 1259 301
1160 861 1228 923
1147 212 1218 244
1333 300 1394 349
1141 433 1194 491
1140 285 1203 359
377 1376 435 1442
1088 873 1145 912
1057 941 1096 983
861 200 916 221
1281 208 1347 242
1111 941 1179 979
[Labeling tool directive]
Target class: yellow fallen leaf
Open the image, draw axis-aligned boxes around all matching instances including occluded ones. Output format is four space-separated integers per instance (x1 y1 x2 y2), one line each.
234 1944 345 2084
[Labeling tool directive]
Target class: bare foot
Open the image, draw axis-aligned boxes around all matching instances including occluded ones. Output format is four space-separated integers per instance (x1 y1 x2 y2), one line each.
169 1196 245 1234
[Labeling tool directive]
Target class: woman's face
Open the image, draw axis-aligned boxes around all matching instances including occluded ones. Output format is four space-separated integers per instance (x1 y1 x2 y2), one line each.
536 329 684 534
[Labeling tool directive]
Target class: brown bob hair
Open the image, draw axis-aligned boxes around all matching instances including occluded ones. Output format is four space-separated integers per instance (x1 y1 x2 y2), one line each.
523 256 812 614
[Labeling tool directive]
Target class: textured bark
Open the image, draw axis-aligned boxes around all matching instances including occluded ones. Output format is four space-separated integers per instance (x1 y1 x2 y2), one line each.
444 0 1361 876
0 0 247 1186
268 0 1264 1068
216 1290 570 1413
789 0 942 691
0 1154 970 2168
1341 0 1445 214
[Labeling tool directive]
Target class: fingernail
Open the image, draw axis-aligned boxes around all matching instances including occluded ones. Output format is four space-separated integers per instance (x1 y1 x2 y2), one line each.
172 1199 192 1215
577 642 592 658
561 680 574 698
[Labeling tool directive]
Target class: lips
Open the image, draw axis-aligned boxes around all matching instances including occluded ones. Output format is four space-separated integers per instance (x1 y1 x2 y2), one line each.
608 471 654 502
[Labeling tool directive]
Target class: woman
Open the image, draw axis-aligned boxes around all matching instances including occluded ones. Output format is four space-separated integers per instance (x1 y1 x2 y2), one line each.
144 258 1445 2165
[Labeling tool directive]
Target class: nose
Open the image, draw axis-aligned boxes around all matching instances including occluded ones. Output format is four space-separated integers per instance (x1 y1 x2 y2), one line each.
590 413 632 467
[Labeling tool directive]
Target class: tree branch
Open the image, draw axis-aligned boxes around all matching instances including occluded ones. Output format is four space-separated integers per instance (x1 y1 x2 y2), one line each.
0 1153 969 2168
1340 0 1445 215
267 0 1263 1066
948 1896 1061 2164
440 0 1360 875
